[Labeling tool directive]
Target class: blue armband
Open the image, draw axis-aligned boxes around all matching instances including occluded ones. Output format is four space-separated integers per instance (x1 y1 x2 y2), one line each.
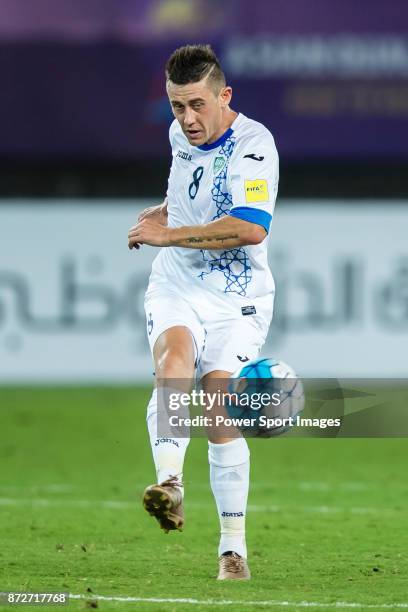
229 206 272 233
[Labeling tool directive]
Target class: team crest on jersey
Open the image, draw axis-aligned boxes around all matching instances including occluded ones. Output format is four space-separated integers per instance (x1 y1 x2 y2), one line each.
213 156 226 175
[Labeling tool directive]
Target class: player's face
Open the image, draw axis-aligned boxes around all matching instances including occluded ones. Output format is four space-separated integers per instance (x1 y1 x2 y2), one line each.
167 78 232 146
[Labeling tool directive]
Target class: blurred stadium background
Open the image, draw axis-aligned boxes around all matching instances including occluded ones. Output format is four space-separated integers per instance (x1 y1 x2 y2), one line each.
0 0 408 383
0 0 407 383
1 1 408 606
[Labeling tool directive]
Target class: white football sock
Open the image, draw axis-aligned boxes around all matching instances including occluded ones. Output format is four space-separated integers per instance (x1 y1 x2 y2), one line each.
146 388 190 496
208 438 250 558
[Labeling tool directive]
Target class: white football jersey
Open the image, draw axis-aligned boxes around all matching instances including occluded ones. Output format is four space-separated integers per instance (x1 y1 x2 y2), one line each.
149 112 279 311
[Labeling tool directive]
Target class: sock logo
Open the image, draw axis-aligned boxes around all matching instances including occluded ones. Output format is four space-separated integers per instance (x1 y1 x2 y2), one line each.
221 511 244 517
154 437 179 447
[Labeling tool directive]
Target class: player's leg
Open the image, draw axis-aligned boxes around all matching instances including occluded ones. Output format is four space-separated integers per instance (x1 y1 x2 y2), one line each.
199 316 267 579
144 326 196 533
149 326 195 484
143 287 204 532
202 370 251 579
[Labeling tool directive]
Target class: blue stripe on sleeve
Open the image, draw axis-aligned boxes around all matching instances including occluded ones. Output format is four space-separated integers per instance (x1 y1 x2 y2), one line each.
229 206 272 233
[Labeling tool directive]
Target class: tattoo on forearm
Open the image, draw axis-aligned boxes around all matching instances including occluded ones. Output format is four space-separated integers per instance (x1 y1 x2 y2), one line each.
186 236 204 244
186 234 239 245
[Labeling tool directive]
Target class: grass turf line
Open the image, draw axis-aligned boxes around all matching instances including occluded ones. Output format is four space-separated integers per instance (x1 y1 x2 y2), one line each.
0 386 407 611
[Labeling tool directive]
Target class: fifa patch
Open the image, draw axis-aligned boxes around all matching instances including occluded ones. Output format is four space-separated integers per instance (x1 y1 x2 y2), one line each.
241 305 256 316
244 179 269 203
213 156 226 174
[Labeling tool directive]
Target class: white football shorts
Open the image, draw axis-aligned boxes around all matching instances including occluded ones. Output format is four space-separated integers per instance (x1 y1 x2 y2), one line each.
144 282 274 379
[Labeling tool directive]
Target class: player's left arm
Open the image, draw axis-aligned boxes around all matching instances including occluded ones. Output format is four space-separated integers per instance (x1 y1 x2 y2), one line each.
227 134 278 241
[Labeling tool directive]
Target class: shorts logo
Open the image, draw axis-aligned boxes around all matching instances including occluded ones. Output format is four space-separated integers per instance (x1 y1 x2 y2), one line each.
221 511 244 517
241 305 256 316
213 156 226 174
244 179 269 203
155 438 180 447
237 355 249 362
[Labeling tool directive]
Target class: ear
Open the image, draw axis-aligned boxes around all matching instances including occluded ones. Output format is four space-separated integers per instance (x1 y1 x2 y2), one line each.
219 86 232 108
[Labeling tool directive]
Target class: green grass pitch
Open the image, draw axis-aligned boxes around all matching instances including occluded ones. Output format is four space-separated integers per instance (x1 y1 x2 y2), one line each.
1 387 407 611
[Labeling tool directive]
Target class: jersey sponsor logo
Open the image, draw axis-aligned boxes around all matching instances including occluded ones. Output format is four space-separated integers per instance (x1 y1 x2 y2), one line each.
176 150 192 161
244 179 269 203
243 153 264 161
221 511 244 517
241 305 256 316
213 156 226 174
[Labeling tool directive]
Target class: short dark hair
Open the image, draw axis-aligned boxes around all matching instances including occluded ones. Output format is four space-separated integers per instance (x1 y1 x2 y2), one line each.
165 44 226 92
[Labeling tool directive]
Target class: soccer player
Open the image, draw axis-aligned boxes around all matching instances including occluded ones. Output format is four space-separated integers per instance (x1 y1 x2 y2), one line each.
128 45 278 580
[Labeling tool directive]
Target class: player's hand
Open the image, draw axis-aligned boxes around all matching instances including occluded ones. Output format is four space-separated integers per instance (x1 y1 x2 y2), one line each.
138 203 168 225
128 218 171 249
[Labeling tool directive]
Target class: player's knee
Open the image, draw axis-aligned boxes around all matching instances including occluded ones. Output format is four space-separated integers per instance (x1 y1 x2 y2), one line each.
155 347 194 379
207 432 236 444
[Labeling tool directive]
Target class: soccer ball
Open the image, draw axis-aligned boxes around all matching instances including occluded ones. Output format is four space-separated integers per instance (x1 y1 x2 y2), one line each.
227 358 305 437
